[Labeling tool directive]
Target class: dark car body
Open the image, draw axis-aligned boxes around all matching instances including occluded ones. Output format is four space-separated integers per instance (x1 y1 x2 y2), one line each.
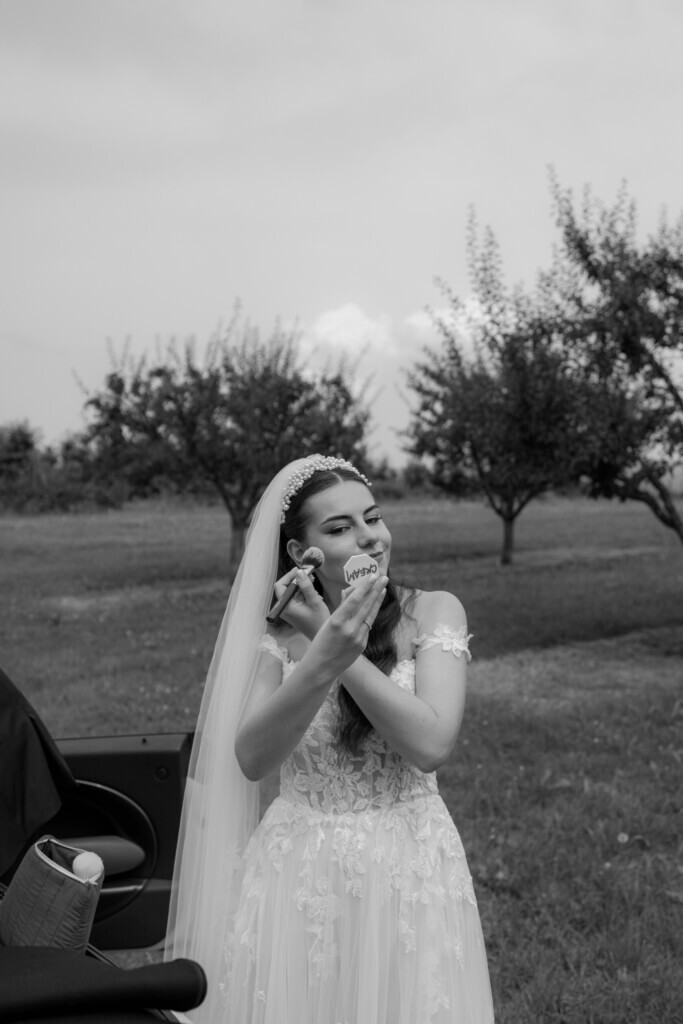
0 677 204 1022
51 732 192 951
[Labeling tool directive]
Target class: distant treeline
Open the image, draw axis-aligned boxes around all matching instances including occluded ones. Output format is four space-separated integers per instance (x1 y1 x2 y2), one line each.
3 176 682 565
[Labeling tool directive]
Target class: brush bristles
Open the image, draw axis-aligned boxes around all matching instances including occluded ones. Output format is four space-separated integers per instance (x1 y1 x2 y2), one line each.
302 546 324 569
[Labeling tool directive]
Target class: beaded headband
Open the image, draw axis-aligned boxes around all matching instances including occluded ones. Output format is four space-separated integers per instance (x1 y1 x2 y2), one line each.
280 455 371 523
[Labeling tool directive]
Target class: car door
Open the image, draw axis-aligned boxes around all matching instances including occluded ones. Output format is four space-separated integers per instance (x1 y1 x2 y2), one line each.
46 731 192 950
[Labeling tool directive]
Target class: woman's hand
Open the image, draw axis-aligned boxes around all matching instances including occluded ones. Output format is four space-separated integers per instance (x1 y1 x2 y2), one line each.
305 573 388 677
276 567 330 638
237 571 387 781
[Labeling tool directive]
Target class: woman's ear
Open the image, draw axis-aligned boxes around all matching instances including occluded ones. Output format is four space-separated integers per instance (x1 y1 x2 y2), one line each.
286 538 306 567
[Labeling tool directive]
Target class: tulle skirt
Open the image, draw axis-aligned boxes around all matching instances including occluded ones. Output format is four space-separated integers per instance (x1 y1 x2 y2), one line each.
218 793 494 1024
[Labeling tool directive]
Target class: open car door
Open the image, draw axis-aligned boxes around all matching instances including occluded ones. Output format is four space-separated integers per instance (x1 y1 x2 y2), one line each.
0 665 192 953
47 732 192 951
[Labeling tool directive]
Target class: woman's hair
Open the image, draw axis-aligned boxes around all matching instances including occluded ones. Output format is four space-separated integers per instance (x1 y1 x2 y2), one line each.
278 467 404 753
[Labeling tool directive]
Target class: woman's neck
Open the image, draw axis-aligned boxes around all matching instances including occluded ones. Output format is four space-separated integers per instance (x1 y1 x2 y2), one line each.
321 580 344 611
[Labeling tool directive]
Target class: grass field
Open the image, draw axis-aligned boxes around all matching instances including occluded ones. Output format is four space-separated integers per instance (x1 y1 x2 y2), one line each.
1 495 682 1022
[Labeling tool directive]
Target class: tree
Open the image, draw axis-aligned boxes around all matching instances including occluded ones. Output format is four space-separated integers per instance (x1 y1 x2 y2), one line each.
0 422 37 483
83 322 371 568
550 177 683 543
405 222 592 564
0 421 43 508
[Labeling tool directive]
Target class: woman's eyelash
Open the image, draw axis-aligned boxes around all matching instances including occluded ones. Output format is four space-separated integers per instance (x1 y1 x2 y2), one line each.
328 514 382 535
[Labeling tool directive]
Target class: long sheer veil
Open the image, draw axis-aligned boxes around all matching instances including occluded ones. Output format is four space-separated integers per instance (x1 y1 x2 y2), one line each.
164 458 311 1022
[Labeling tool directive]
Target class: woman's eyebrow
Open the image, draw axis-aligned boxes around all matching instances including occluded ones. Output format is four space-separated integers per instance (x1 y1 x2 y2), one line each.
320 504 379 526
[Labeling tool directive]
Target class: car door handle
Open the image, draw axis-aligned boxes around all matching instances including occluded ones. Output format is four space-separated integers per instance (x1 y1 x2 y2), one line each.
63 836 146 876
97 882 145 898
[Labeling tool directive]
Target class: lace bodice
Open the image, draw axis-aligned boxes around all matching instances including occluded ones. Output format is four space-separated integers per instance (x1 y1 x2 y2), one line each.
259 626 471 816
284 658 438 813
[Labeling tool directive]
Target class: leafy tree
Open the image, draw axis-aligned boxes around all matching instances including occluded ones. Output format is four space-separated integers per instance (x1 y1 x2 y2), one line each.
0 422 37 483
83 322 371 567
0 423 100 511
550 177 683 543
405 222 592 564
0 422 41 508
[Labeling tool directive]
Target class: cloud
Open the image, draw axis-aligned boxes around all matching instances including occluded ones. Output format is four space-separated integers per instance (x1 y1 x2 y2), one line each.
298 301 476 372
295 303 443 465
402 309 441 348
403 299 482 357
300 304 397 362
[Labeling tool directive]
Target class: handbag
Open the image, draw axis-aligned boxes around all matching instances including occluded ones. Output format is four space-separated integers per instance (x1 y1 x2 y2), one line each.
0 835 104 953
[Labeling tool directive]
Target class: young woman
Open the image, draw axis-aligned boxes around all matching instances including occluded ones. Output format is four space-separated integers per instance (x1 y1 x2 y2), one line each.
166 455 494 1024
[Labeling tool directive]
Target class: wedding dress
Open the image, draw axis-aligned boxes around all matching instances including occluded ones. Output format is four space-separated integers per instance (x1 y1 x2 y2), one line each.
219 627 495 1024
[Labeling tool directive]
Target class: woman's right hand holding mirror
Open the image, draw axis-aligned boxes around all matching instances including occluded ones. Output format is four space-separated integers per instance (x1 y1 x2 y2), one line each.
306 573 388 678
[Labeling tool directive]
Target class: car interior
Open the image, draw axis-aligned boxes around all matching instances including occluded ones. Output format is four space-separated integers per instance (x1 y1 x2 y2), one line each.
0 665 205 1023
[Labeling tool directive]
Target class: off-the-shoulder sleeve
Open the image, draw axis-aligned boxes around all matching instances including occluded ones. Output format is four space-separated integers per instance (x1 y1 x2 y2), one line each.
412 623 473 662
257 633 290 664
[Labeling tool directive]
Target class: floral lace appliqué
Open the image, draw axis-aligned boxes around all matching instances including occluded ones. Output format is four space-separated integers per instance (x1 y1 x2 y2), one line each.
257 632 290 663
413 623 473 662
224 652 483 1018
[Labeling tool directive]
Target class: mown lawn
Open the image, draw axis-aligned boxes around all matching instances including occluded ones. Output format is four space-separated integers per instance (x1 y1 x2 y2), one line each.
1 495 682 1022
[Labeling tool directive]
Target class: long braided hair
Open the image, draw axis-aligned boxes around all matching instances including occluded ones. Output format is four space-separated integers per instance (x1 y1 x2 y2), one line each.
277 467 404 753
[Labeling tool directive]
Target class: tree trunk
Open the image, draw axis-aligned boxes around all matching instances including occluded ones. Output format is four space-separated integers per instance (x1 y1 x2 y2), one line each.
616 472 683 546
228 520 246 576
501 515 515 565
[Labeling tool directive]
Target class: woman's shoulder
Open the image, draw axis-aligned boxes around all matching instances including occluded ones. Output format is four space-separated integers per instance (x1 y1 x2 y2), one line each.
394 588 467 661
409 588 467 629
263 622 308 663
408 589 472 660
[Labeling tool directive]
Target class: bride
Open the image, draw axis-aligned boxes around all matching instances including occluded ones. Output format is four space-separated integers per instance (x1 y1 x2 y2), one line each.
166 455 494 1023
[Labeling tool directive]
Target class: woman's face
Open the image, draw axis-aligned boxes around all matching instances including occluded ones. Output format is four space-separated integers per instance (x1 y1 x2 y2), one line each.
290 480 392 593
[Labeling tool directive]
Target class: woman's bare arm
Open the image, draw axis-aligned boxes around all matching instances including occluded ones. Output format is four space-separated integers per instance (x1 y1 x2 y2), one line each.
338 590 468 772
235 573 388 780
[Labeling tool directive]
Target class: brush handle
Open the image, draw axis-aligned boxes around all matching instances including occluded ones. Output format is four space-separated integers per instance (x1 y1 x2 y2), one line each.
266 564 316 625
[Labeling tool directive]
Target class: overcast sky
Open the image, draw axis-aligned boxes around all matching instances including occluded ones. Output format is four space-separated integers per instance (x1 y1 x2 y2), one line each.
2 0 682 465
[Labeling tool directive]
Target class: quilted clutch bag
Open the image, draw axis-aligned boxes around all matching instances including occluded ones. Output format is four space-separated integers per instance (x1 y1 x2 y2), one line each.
0 835 104 953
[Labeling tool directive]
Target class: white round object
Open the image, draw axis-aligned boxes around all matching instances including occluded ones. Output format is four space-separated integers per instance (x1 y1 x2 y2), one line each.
72 850 104 881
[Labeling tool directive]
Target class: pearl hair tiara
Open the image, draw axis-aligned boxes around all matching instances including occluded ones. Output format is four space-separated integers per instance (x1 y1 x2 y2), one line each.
280 455 371 523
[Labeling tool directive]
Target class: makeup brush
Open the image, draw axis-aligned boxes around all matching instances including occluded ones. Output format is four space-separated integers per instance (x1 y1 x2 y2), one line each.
266 546 325 625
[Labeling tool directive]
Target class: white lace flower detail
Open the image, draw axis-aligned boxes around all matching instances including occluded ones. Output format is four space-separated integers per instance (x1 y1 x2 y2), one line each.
413 623 473 661
257 633 290 663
